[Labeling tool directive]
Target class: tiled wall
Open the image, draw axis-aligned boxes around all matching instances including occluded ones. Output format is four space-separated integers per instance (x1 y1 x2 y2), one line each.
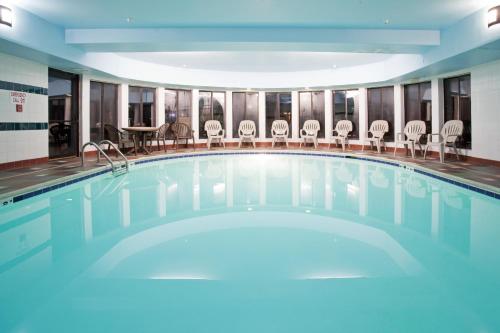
0 53 48 164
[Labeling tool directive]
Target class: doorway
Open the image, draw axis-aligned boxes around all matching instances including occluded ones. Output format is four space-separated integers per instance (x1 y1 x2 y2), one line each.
48 69 80 159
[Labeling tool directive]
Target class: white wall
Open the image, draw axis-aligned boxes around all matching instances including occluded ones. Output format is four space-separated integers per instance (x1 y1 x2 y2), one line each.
2 52 500 165
469 60 500 161
0 53 48 164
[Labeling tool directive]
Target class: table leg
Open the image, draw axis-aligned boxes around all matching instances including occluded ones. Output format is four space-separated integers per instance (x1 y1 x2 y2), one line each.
141 133 151 155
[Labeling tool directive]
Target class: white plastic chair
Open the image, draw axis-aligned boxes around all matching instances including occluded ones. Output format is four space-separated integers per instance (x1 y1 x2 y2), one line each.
271 120 289 148
238 120 257 148
424 120 463 163
394 120 426 159
300 120 320 149
330 120 353 151
204 120 225 149
362 120 389 153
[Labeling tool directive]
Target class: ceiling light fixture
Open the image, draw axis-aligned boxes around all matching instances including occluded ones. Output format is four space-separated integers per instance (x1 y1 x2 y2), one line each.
126 17 133 23
0 5 12 27
384 19 390 25
488 5 500 28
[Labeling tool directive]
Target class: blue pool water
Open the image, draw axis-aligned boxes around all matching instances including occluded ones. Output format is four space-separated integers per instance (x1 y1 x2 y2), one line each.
0 153 499 332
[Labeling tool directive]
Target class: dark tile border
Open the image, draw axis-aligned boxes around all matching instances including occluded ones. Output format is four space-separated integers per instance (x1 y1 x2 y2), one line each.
3 151 499 207
0 122 48 131
10 169 110 204
0 80 48 95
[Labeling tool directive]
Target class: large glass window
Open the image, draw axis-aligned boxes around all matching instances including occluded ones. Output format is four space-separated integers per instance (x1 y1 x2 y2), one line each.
368 86 395 142
404 82 432 135
128 86 156 127
265 93 292 138
333 90 360 139
444 75 471 149
232 92 259 137
299 91 325 138
48 69 79 158
90 81 118 142
165 89 192 126
199 91 225 139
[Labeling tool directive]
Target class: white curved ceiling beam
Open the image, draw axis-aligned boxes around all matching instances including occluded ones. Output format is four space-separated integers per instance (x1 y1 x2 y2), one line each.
65 28 440 53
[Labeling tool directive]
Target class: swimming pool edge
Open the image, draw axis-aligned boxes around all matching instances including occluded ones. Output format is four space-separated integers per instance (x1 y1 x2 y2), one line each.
1 149 499 207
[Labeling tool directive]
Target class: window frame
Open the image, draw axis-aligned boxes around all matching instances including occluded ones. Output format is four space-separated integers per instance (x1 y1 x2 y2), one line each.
232 92 260 138
164 89 192 126
298 91 325 139
367 86 395 142
90 80 118 142
199 90 226 139
443 74 471 149
128 86 156 127
265 92 292 138
332 89 360 139
403 81 432 135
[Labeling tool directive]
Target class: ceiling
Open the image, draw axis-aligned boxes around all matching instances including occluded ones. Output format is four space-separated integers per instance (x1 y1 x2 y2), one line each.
118 52 393 72
3 0 500 87
15 0 489 29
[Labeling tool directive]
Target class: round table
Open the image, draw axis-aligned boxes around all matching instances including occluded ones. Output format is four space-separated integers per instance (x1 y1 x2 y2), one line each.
123 127 159 155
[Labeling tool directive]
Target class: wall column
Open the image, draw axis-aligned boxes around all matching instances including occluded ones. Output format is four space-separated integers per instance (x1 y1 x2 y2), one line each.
358 88 368 145
394 84 405 138
118 83 129 128
156 87 165 127
324 89 333 141
191 89 199 140
226 91 233 139
431 78 444 143
291 91 299 140
259 91 266 140
80 75 90 147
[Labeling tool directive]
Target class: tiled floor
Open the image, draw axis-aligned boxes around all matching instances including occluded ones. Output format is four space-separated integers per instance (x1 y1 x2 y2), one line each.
0 147 499 198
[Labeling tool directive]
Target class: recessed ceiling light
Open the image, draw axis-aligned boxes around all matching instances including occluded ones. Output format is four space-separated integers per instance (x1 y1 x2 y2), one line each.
182 64 187 68
332 65 337 69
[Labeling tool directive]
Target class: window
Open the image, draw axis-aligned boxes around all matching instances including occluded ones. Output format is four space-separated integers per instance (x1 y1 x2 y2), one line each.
299 91 325 138
165 89 192 126
265 93 292 138
199 91 225 139
90 81 118 142
128 86 156 127
232 92 259 137
444 75 471 149
333 90 360 139
367 86 395 141
404 82 432 135
48 69 79 159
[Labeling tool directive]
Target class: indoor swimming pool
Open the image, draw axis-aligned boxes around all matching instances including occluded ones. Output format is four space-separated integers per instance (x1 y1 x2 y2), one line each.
0 153 499 332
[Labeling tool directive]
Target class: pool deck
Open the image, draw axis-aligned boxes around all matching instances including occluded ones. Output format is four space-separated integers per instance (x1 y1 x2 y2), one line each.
0 147 499 201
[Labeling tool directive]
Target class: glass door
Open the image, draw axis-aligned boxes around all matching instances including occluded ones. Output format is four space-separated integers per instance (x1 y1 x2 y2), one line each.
48 69 79 158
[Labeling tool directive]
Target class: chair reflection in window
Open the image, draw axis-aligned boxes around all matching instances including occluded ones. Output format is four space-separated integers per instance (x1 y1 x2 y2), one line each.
49 122 72 146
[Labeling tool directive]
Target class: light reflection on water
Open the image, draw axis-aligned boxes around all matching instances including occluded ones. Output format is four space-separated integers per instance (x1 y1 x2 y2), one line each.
0 154 499 333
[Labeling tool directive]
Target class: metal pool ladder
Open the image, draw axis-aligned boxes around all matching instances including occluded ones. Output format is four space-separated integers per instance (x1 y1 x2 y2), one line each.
81 140 129 176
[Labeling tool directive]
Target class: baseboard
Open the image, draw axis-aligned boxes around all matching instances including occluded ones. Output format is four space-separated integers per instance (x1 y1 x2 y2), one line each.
0 157 49 170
